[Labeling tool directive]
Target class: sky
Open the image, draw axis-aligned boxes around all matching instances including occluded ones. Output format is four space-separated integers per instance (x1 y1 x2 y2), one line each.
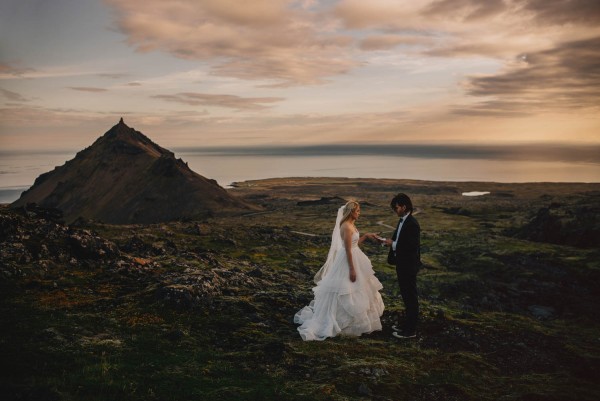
1 0 599 152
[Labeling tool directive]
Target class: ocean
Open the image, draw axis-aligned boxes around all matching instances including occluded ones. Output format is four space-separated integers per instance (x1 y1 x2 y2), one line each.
1 145 599 204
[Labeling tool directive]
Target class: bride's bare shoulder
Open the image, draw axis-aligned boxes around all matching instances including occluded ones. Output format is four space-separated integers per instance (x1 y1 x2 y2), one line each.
340 221 356 237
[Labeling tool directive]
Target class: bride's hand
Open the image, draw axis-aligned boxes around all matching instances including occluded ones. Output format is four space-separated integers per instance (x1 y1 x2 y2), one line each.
349 267 357 282
367 232 385 242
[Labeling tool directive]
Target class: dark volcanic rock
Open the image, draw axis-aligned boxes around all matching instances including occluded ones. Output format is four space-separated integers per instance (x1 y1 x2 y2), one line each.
514 203 600 248
441 207 471 216
157 267 262 309
11 119 260 224
0 206 119 272
13 203 64 222
68 230 119 260
297 196 346 206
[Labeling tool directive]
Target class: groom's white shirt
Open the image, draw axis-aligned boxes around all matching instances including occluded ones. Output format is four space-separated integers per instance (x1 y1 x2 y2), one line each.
392 212 410 252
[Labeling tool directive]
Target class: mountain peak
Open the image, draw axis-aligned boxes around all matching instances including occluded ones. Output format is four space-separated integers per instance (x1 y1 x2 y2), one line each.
98 119 170 158
12 121 259 223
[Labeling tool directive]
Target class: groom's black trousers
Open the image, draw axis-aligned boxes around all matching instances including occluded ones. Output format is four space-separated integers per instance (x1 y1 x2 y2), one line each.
396 266 418 333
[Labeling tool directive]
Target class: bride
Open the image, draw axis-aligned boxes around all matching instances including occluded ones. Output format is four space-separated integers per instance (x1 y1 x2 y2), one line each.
294 201 385 341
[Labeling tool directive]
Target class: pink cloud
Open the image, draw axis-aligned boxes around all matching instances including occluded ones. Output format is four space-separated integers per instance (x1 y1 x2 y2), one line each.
0 63 36 78
0 88 29 102
69 87 108 93
152 92 284 110
106 0 356 86
359 35 431 51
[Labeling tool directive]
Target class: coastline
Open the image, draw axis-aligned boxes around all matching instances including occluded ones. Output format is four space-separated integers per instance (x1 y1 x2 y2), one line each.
2 150 599 199
4 176 599 206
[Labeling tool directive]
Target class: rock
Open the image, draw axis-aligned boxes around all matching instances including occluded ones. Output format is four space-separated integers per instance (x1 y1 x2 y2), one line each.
442 207 471 216
263 340 286 361
79 334 123 348
38 327 67 345
68 230 120 260
121 236 151 254
156 267 263 309
357 383 372 396
14 203 64 222
191 223 211 235
372 368 389 378
248 268 263 278
216 237 237 246
0 208 119 265
164 329 185 342
0 213 20 238
157 284 198 309
133 257 150 266
297 196 346 206
515 204 600 248
528 305 555 320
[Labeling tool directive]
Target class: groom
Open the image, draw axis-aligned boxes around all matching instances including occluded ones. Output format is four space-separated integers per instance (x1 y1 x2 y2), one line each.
384 193 421 339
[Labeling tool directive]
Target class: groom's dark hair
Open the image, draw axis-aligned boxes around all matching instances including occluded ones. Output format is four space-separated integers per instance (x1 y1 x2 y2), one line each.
390 193 413 212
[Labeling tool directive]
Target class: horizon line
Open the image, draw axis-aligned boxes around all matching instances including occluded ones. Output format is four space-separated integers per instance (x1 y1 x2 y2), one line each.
1 142 599 164
172 143 600 164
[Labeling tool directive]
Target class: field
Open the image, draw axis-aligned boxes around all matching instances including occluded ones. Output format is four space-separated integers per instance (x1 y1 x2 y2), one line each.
1 178 599 400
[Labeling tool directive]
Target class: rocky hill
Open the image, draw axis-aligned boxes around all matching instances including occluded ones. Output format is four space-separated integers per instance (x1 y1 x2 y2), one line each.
11 119 258 224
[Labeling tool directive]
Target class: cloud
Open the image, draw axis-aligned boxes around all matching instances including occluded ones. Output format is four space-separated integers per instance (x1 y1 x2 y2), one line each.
152 92 284 110
422 0 600 26
69 87 108 93
0 63 36 79
518 0 600 26
333 1 424 30
335 0 600 54
0 88 29 102
97 73 129 79
423 0 508 21
105 0 356 86
0 105 101 128
450 100 534 117
462 36 600 113
1 65 115 80
359 35 431 51
105 1 600 93
331 1 600 118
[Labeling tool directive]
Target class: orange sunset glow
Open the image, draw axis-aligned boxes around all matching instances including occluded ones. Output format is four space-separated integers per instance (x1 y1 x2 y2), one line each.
1 0 599 152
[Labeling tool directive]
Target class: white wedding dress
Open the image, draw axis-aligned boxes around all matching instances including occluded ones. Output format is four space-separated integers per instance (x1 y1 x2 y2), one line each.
294 229 385 341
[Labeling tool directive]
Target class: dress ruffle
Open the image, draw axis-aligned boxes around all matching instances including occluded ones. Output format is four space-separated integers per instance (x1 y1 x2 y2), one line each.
294 232 384 341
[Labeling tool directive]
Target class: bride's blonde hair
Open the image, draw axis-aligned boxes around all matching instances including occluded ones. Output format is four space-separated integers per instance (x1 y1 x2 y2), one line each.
340 201 359 226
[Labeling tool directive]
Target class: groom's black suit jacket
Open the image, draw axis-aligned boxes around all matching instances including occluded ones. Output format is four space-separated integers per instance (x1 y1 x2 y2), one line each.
388 214 421 274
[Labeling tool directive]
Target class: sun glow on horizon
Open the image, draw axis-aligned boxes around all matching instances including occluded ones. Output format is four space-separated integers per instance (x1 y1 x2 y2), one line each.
0 0 599 151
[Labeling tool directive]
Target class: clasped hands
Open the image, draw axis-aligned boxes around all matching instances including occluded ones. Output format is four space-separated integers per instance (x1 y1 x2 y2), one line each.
363 232 390 247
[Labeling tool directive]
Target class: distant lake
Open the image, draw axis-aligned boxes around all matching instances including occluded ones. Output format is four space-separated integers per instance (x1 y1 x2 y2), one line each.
1 145 599 203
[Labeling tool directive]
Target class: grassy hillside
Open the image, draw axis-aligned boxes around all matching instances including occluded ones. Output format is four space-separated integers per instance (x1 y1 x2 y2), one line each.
1 178 599 400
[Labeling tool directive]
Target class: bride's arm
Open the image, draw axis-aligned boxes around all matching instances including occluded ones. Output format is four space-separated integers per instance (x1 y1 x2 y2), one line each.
341 223 357 282
358 232 377 245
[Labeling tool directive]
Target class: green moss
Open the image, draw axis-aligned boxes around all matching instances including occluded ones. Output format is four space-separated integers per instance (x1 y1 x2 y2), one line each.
2 179 599 400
